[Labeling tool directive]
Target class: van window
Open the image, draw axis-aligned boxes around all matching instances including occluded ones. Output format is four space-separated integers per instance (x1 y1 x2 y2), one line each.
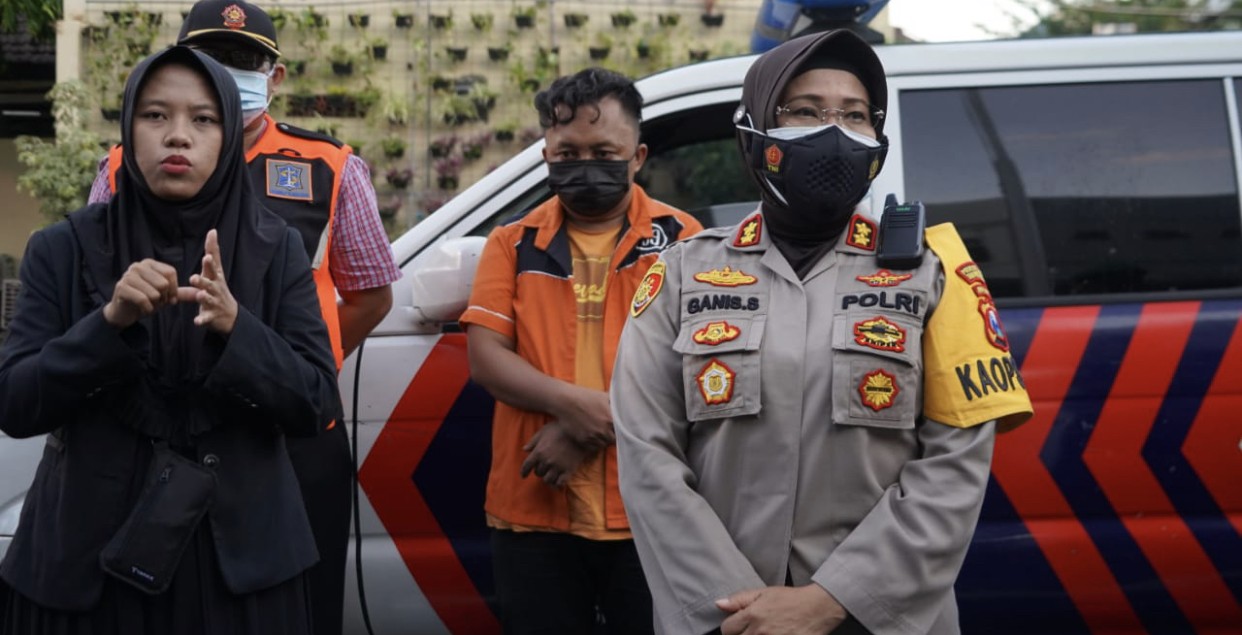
900 79 1242 299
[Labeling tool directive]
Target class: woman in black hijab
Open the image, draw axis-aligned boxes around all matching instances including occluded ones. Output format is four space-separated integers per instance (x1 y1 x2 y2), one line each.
0 46 337 635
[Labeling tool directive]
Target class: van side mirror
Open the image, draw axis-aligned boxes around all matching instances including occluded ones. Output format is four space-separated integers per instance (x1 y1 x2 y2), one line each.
409 236 487 325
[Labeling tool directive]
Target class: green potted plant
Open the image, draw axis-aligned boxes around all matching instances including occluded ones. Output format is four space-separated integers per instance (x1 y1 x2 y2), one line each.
701 11 725 27
460 132 492 161
430 11 453 30
493 121 518 143
589 32 613 60
658 13 681 27
469 84 498 121
689 48 710 62
348 12 370 28
394 9 415 28
379 90 410 126
434 155 464 190
471 13 494 32
385 165 414 189
430 75 454 92
381 136 407 159
513 5 537 29
377 194 403 220
611 9 637 28
370 37 389 61
329 45 355 76
488 43 511 62
429 134 458 158
563 12 588 28
284 58 307 76
445 46 468 62
267 7 290 30
440 94 480 126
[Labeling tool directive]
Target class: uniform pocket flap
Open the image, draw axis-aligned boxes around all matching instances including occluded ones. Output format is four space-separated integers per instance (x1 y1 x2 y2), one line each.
832 314 921 366
673 315 766 355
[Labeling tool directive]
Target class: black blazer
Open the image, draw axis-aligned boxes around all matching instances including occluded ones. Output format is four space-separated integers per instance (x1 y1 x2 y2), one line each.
0 204 340 611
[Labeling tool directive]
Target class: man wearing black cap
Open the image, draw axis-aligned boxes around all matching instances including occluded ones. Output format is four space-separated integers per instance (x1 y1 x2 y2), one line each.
612 30 1033 635
88 3 401 635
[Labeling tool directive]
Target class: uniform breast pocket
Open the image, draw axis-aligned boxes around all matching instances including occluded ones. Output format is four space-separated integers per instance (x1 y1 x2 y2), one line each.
831 313 923 430
672 314 765 422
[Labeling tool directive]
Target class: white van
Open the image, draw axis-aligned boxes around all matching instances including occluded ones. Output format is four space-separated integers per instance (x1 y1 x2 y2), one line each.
4 30 1241 634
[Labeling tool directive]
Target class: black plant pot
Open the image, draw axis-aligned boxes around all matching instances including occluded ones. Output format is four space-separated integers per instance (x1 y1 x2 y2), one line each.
588 46 611 60
387 175 412 189
348 14 370 28
520 79 540 92
395 14 414 28
701 13 725 27
488 47 510 62
446 47 468 62
514 15 535 29
100 107 121 121
689 49 709 62
431 76 453 91
636 44 651 59
438 176 460 190
371 45 388 61
563 14 588 28
611 14 635 28
286 60 307 75
430 15 452 30
331 61 354 76
495 130 515 143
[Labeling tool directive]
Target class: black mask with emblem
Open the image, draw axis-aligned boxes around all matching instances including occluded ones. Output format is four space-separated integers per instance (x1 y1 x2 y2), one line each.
547 159 632 218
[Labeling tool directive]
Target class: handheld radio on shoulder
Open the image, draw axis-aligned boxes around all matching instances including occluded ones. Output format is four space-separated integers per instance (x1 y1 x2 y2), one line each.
877 194 925 270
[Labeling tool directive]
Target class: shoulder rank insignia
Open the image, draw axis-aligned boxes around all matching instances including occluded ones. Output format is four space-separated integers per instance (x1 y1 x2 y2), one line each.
692 321 741 346
696 359 736 405
693 267 757 287
858 369 899 411
733 214 763 247
845 214 877 251
265 158 313 201
630 261 666 318
853 317 906 353
956 261 1010 352
855 269 912 288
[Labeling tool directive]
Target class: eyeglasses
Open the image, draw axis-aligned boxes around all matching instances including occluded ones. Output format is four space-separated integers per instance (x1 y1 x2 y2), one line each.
195 47 273 72
775 98 884 131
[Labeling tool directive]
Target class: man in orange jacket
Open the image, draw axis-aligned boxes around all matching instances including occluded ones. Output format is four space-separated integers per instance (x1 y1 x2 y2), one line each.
460 68 702 634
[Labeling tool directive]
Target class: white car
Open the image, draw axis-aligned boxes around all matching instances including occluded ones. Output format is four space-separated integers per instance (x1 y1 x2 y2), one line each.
4 30 1242 634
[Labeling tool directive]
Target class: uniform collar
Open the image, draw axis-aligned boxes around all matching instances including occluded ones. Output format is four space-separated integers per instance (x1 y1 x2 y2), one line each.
519 183 659 253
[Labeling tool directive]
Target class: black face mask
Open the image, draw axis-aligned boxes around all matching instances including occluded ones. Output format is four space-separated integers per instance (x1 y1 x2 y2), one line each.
740 123 888 242
547 159 632 218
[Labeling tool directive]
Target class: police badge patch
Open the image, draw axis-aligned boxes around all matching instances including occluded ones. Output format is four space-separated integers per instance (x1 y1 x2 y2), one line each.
266 159 314 201
692 321 741 346
956 261 1010 352
693 267 757 287
858 369 899 411
696 359 736 405
854 317 906 353
630 261 666 318
855 269 913 288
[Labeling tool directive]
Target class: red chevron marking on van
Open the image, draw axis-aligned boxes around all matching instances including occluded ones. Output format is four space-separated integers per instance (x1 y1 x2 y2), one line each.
1083 302 1242 629
360 335 501 635
993 306 1144 633
1183 318 1242 536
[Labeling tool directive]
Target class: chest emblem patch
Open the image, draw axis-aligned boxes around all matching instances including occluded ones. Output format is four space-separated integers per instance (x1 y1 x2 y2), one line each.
734 215 762 248
845 214 877 251
630 261 666 318
692 321 742 346
696 359 736 405
859 369 899 411
694 267 757 287
855 269 912 288
853 317 906 353
266 159 313 201
956 261 1010 352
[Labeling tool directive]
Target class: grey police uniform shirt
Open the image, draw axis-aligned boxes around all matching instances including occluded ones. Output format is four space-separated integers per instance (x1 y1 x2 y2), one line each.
612 212 997 635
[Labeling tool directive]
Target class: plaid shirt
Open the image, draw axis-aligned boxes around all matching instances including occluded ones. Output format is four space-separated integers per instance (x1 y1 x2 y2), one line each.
90 153 400 292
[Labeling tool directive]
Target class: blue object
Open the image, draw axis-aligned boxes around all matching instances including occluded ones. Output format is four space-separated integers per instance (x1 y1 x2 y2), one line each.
751 0 888 52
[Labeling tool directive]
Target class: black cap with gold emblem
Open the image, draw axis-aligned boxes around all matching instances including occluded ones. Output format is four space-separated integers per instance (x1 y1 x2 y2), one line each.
177 0 281 59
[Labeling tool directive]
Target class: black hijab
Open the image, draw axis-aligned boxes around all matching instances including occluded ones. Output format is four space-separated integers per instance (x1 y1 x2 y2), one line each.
76 46 276 440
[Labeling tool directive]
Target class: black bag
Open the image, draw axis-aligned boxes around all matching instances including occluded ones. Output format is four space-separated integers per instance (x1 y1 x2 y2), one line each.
99 442 217 594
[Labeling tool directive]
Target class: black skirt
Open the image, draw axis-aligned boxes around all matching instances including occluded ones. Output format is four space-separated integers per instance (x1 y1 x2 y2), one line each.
0 527 312 635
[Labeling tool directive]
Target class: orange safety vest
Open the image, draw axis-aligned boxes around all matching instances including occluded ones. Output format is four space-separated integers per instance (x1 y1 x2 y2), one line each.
107 114 348 369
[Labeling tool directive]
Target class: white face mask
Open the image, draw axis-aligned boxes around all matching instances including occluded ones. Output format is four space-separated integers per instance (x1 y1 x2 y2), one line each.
762 122 882 148
225 66 274 126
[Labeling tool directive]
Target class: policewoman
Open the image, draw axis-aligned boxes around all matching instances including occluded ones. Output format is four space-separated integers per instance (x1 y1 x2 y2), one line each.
611 30 1033 635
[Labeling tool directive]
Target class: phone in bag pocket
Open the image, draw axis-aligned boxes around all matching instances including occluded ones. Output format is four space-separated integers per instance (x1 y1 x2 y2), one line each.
99 442 217 594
